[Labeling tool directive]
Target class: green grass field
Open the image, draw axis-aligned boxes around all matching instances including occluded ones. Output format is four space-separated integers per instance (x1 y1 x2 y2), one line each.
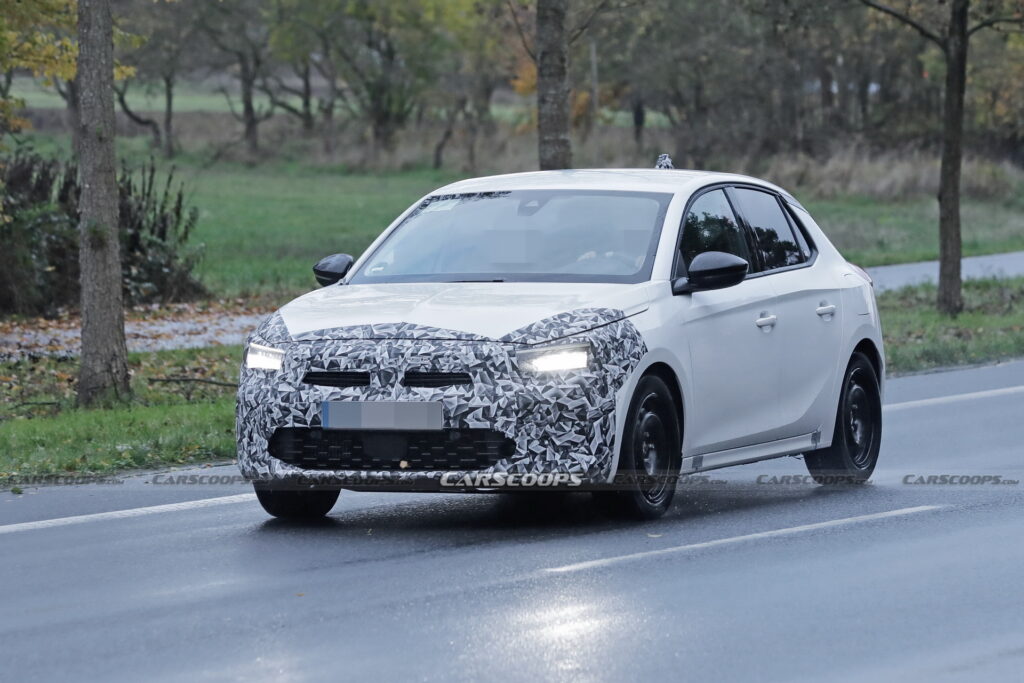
12 130 1024 299
805 195 1024 268
1 346 240 480
188 165 458 296
9 76 279 114
186 167 1024 297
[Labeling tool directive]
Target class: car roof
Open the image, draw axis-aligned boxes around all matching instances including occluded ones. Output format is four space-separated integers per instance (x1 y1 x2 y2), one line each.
433 168 797 202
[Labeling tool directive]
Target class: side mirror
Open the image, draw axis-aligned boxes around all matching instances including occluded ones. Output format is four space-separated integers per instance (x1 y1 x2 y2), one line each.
672 251 748 294
313 253 355 287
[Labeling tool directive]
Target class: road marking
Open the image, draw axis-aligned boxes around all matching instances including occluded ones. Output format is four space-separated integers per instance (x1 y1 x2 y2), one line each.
0 493 257 535
885 384 1024 412
546 505 944 573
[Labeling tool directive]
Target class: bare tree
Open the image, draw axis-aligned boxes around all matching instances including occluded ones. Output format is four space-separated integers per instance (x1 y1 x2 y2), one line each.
201 0 274 157
76 0 130 405
117 0 203 158
860 0 1024 314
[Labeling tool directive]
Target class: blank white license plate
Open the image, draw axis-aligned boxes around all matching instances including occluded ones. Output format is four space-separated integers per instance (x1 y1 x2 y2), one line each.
321 401 444 431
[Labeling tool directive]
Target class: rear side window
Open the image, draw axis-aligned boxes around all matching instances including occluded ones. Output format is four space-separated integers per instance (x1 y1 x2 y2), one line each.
678 189 750 275
732 188 805 271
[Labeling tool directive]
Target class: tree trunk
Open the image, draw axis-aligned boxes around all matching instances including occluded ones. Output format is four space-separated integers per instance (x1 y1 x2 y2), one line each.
115 83 162 150
76 0 130 405
632 95 645 148
937 0 969 315
299 60 314 135
240 58 260 156
62 77 82 158
163 74 175 158
536 0 571 170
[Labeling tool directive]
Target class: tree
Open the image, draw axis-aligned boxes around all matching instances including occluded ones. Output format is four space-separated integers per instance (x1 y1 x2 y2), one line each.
0 0 76 137
200 0 274 157
535 0 571 169
509 0 620 170
76 0 131 404
265 0 446 160
116 0 203 158
859 0 1024 314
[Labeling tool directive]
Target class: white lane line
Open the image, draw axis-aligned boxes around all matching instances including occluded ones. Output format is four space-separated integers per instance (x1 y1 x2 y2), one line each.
885 384 1024 412
0 493 257 535
546 505 944 574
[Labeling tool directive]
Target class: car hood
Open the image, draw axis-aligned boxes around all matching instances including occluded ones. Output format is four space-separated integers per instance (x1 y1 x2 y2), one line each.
260 281 652 344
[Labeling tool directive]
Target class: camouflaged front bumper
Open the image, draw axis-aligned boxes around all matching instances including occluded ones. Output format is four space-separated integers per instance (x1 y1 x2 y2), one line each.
235 308 646 488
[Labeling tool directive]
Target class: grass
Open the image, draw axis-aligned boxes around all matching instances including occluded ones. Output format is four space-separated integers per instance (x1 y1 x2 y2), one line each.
879 277 1024 374
805 195 1024 267
3 278 1024 481
187 165 457 296
0 400 234 479
10 130 1024 300
185 170 1024 297
0 346 240 481
9 76 279 114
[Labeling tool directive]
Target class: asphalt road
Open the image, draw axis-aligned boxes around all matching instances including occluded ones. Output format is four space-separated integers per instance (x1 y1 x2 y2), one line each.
3 361 1024 682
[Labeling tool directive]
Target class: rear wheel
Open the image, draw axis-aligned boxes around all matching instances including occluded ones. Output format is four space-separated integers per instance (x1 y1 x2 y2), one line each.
254 485 340 519
804 352 882 485
594 375 681 520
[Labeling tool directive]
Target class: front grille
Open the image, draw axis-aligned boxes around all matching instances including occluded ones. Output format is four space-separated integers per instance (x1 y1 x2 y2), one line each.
402 371 472 388
268 428 514 471
303 371 371 388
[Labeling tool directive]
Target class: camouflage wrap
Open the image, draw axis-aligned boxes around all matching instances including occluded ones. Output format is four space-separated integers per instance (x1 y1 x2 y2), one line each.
236 308 647 488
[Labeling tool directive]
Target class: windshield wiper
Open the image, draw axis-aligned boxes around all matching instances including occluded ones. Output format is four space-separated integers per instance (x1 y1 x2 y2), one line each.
450 279 505 283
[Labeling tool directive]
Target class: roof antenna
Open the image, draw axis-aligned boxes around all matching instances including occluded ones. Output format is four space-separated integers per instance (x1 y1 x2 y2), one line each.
655 153 674 169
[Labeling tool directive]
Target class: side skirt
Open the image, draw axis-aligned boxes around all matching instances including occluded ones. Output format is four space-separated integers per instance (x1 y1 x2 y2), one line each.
681 431 821 474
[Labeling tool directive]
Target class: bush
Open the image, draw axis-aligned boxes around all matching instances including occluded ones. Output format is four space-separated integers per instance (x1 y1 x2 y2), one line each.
0 151 207 315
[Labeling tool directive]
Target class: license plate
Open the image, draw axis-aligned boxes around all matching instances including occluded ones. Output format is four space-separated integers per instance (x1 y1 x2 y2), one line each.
321 401 444 431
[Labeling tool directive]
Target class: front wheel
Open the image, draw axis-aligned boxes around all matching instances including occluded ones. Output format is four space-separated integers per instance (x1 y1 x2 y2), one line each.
254 485 340 519
804 352 882 485
594 375 681 520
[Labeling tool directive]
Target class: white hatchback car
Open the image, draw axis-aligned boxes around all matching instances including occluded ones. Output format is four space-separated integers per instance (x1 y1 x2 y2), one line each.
237 168 883 519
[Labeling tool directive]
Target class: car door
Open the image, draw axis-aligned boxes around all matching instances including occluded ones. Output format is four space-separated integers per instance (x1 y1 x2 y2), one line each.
670 187 783 456
730 187 844 439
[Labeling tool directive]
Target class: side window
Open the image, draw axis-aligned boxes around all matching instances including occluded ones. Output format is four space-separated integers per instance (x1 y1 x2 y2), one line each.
678 189 750 275
732 188 805 270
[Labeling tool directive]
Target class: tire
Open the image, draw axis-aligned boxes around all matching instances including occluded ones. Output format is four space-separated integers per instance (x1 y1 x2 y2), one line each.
254 484 340 519
594 375 682 520
804 352 882 485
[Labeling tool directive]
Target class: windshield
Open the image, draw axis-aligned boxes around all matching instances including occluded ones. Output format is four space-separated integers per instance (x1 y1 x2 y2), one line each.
348 190 672 284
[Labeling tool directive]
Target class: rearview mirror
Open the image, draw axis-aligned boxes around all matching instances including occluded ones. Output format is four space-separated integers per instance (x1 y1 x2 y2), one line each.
313 253 355 287
672 251 748 294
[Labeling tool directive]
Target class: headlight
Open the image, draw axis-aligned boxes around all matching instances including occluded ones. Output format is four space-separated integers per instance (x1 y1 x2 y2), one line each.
518 342 592 374
245 342 284 371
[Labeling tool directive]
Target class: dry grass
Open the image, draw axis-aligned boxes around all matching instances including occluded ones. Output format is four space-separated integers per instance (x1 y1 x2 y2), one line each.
756 148 1024 201
22 105 1023 201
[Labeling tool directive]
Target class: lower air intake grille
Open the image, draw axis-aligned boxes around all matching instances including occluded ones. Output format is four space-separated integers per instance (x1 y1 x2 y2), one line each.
268 428 514 471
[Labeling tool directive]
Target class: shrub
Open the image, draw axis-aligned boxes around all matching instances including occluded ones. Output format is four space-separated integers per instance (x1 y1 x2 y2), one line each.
0 151 207 315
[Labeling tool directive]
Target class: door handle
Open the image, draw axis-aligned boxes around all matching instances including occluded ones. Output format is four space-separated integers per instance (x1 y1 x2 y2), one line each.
755 314 777 328
816 304 837 317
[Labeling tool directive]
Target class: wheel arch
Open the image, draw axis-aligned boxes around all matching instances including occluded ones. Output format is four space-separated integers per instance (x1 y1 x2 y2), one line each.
639 361 685 432
852 338 883 383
